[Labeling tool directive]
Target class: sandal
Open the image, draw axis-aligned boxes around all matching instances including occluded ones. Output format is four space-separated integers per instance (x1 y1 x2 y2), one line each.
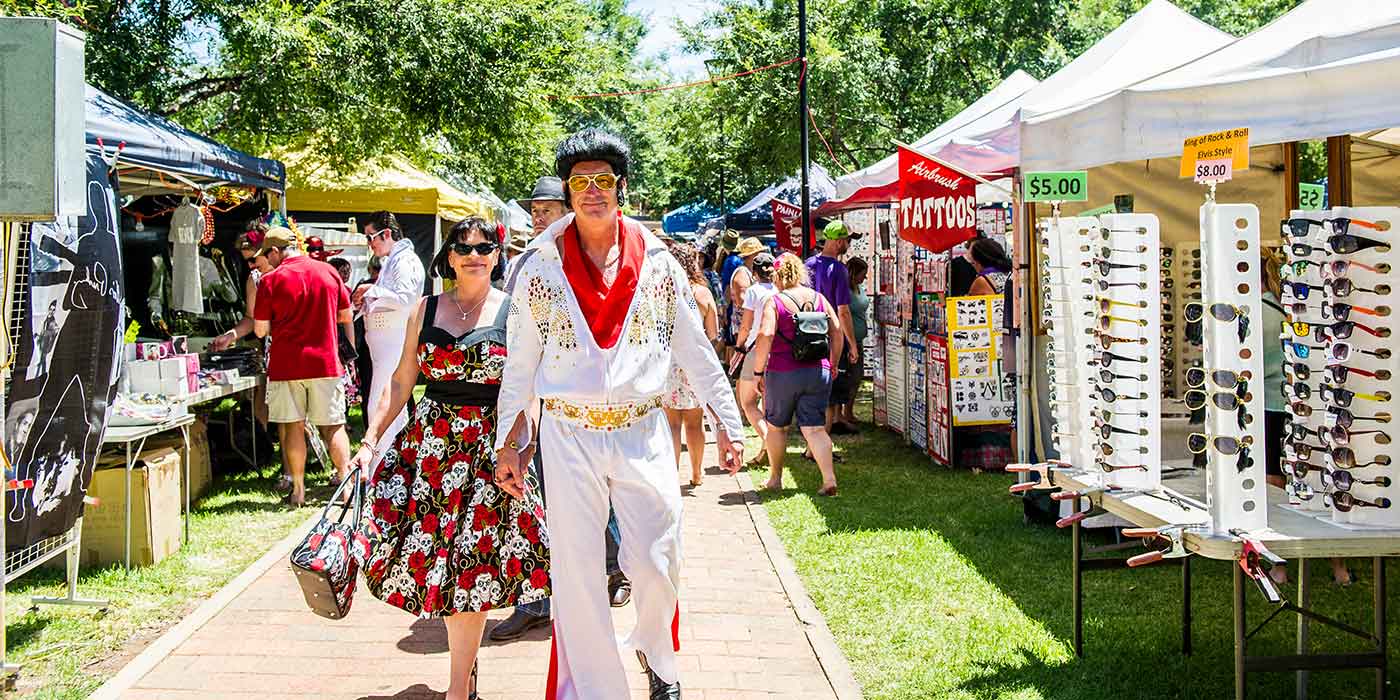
817 485 839 497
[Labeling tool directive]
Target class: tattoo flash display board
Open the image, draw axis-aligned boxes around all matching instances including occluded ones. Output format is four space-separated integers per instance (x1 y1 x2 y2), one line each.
884 330 907 435
907 332 927 450
947 295 1013 426
926 334 952 465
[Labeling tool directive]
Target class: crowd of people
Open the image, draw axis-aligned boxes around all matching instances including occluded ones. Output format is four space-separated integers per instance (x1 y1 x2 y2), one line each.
222 127 868 700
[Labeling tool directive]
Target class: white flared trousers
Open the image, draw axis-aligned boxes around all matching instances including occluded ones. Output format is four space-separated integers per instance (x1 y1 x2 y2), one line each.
542 410 682 700
365 326 408 456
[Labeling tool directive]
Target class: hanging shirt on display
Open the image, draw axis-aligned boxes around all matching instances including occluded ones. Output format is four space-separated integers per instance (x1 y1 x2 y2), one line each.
169 200 205 314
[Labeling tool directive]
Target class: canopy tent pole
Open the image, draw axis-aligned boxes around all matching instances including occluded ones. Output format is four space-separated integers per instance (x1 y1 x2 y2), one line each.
1327 135 1354 207
1012 172 1032 465
1282 142 1300 212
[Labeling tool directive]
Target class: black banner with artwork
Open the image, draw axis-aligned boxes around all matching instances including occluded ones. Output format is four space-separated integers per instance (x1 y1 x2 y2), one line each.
5 152 125 550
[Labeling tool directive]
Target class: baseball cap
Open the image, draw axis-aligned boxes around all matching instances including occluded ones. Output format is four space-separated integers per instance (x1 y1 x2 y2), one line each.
821 219 859 241
257 226 296 257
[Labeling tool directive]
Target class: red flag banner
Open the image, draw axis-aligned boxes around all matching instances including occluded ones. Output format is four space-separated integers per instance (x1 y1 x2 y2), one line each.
770 199 806 254
897 145 978 253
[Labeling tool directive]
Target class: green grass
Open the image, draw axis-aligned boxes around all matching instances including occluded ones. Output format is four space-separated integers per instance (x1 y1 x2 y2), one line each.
3 411 359 699
749 412 1400 700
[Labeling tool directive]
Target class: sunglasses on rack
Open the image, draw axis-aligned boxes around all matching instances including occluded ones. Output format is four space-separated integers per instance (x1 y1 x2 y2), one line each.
1093 408 1149 422
1099 463 1149 473
1315 362 1391 384
1098 227 1148 239
1320 260 1390 279
1283 381 1319 401
1328 341 1392 363
1096 442 1149 457
1098 368 1148 383
1323 278 1391 298
1093 350 1148 367
1322 470 1392 493
1281 259 1323 278
1325 491 1392 513
1287 422 1323 442
1282 217 1384 237
1282 281 1324 300
1084 245 1150 257
1184 389 1252 412
1096 298 1148 313
1094 260 1148 276
1096 386 1148 402
1318 384 1391 407
1184 302 1250 341
1328 446 1393 469
1283 339 1325 359
1187 433 1252 455
1282 459 1325 480
1091 279 1148 291
1285 320 1390 342
1098 314 1148 331
1324 302 1391 321
1285 441 1330 462
1185 367 1251 392
1324 407 1391 429
1329 234 1390 255
1094 332 1148 348
1319 425 1392 447
1094 420 1148 439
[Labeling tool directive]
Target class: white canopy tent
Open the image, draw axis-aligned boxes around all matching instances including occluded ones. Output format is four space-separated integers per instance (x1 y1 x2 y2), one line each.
931 0 1233 176
822 70 1039 212
1021 0 1400 173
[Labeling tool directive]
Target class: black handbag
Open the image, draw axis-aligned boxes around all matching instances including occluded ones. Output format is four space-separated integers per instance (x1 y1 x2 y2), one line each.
289 470 367 620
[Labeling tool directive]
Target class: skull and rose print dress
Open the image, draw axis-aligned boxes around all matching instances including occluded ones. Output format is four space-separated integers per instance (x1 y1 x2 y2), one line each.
359 294 550 617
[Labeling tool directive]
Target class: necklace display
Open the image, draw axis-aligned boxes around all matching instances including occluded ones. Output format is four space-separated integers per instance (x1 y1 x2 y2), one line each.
450 290 489 321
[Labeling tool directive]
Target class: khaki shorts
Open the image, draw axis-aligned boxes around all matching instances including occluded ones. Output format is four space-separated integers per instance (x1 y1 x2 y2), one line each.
267 377 347 426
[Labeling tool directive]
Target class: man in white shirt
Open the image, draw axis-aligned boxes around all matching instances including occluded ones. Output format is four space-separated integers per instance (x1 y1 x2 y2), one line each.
495 130 744 700
351 211 424 460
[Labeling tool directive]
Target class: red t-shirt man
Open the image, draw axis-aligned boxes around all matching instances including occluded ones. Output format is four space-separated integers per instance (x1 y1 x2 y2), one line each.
253 226 353 432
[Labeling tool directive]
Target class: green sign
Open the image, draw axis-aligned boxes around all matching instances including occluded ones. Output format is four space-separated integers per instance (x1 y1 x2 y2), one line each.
1298 182 1325 211
1081 204 1115 216
1024 171 1089 202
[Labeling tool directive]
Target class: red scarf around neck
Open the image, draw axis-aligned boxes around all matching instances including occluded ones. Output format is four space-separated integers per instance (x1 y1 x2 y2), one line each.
561 212 645 349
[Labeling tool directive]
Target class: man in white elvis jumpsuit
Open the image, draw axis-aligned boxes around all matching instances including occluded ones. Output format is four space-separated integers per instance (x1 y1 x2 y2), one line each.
494 128 745 700
352 211 425 459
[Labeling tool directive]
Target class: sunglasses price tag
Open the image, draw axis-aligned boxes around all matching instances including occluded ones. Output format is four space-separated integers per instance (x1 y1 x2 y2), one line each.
1023 171 1088 202
1180 127 1249 179
1298 182 1325 210
1193 158 1233 184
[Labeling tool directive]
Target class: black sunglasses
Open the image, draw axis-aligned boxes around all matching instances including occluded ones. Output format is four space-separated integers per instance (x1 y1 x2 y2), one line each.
451 241 500 256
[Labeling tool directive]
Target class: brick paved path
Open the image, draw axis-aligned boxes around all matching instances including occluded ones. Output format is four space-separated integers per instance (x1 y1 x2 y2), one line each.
104 443 846 700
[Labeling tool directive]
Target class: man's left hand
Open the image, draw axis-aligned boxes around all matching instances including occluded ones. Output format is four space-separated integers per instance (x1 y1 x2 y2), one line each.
351 285 370 307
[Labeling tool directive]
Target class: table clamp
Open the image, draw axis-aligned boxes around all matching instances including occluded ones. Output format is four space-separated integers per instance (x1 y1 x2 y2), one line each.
1123 524 1196 567
1005 459 1071 495
1230 529 1286 604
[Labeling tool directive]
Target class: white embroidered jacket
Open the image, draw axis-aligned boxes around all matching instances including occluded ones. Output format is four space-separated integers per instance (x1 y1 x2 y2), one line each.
495 214 744 449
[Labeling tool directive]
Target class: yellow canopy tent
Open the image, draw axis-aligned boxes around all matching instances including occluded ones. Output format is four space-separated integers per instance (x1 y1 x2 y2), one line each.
274 148 495 222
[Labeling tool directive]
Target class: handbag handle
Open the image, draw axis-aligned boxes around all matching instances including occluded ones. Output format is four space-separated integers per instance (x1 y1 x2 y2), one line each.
319 467 364 528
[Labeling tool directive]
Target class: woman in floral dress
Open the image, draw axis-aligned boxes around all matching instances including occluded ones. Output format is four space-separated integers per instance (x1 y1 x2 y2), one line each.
351 217 548 700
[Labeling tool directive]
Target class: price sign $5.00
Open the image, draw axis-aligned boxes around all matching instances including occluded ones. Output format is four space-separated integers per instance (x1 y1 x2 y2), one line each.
1023 171 1088 203
1299 183 1325 211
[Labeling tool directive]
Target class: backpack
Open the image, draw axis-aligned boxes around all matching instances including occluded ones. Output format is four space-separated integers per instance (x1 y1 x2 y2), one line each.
777 291 830 363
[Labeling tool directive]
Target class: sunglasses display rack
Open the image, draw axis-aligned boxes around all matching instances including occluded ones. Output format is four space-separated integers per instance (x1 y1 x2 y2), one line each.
1197 203 1267 533
1040 215 1099 471
1282 206 1400 528
1160 245 1176 397
1171 242 1204 400
1090 213 1163 490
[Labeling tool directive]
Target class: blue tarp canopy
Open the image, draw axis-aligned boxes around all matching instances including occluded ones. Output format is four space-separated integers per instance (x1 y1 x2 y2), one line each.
662 201 722 234
85 85 285 193
724 163 835 231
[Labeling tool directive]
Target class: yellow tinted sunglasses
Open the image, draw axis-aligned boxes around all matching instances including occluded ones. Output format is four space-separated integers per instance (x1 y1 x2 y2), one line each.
567 173 618 192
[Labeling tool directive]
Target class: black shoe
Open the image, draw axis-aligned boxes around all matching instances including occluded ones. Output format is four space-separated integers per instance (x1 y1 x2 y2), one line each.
647 667 682 700
608 572 632 607
488 609 549 641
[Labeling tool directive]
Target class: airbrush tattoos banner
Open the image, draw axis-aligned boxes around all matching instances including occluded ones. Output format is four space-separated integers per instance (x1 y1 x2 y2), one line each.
6 152 124 550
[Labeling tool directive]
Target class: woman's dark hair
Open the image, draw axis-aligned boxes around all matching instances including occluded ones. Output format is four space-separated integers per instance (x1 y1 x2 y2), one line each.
847 257 868 286
366 210 404 240
327 256 351 275
555 128 630 206
432 217 502 281
969 237 1012 272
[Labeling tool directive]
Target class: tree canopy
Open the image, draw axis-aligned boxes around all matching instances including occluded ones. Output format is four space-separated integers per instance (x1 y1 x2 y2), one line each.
6 0 1304 211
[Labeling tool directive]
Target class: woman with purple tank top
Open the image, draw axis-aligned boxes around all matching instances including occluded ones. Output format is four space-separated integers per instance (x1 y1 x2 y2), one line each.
748 253 843 496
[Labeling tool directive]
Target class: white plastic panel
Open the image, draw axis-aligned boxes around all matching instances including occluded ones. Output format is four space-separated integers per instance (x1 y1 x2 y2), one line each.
1200 202 1267 533
1040 215 1098 471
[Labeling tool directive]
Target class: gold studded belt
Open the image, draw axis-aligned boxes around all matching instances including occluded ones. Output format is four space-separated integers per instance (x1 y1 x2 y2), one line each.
542 396 664 432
